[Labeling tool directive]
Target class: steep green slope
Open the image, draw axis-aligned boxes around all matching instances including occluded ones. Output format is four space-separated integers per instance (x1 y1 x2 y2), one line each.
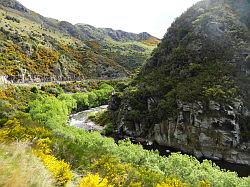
110 0 250 165
0 0 159 81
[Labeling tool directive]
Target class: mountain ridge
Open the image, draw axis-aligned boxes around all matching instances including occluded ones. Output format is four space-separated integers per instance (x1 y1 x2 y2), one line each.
0 0 158 42
0 0 160 81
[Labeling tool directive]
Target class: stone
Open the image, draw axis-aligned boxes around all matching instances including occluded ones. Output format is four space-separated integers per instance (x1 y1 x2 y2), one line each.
209 101 220 111
199 133 212 146
194 149 203 158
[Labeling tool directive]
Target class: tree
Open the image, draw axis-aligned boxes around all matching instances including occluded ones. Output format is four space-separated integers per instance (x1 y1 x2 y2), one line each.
29 96 69 128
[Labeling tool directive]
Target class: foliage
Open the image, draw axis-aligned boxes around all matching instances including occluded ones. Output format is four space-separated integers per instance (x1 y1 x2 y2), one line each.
49 124 250 187
73 92 90 110
73 83 114 111
110 2 250 172
1 84 250 187
91 156 132 186
58 93 77 113
29 96 69 128
35 152 73 186
0 6 157 79
79 173 113 187
0 118 52 142
88 110 114 135
5 15 20 23
156 178 185 187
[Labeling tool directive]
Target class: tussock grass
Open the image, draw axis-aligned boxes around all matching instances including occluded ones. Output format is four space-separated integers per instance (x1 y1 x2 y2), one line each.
0 142 54 187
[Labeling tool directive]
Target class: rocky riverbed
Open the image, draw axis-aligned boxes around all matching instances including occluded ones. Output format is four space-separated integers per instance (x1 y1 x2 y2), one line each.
68 105 108 131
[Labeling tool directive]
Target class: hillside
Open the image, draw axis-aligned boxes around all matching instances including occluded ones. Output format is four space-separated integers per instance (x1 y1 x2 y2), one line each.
110 0 250 165
0 79 249 186
0 0 160 82
1 0 250 186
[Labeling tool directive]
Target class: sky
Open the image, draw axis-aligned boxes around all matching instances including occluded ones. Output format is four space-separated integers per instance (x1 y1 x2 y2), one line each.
18 0 201 38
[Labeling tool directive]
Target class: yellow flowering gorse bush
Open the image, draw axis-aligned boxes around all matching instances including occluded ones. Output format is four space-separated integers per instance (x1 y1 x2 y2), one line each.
37 153 73 186
79 173 113 187
156 178 185 187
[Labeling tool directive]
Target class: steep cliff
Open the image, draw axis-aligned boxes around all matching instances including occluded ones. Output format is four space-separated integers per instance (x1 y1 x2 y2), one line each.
110 0 250 165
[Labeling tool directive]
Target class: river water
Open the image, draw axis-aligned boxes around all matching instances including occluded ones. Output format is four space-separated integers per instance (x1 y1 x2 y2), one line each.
69 105 108 131
69 105 250 177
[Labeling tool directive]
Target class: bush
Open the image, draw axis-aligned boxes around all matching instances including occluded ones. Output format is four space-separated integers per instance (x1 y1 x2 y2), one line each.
73 84 114 111
73 92 90 110
87 92 98 107
1 85 249 187
58 93 77 113
88 110 114 135
36 152 73 186
5 15 20 23
29 96 69 128
79 173 112 187
0 118 52 142
156 178 186 187
91 156 132 186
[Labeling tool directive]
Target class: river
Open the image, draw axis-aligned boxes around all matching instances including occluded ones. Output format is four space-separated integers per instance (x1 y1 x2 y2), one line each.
69 105 250 177
69 105 108 131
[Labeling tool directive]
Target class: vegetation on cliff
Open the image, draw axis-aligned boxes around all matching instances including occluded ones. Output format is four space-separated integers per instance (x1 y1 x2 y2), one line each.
110 0 250 152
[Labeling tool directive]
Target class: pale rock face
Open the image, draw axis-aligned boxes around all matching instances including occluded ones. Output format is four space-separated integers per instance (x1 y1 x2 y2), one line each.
0 0 28 13
111 92 250 165
151 101 250 165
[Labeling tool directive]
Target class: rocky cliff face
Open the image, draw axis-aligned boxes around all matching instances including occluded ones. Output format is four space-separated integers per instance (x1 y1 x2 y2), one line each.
0 0 28 12
110 0 250 165
153 100 250 165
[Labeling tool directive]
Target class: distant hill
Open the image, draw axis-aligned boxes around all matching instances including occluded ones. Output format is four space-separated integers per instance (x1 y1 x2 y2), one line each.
0 0 160 81
0 0 28 12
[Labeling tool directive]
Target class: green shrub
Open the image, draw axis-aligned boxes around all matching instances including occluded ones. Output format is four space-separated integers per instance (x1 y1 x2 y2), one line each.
29 96 69 128
73 84 114 111
87 92 98 107
73 92 90 110
58 93 77 113
88 110 114 135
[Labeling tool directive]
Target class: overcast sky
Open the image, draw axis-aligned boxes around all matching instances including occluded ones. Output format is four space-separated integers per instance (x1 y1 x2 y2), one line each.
18 0 200 38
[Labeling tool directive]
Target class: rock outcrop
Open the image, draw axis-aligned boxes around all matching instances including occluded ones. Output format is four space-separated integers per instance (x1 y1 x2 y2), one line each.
0 0 28 12
110 0 250 165
153 100 250 165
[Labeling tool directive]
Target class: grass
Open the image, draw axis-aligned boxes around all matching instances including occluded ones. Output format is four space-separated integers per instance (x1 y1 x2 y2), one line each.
0 142 54 187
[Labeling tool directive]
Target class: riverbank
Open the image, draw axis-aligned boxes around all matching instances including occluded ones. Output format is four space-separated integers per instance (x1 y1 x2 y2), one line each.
3 81 248 186
69 106 250 178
